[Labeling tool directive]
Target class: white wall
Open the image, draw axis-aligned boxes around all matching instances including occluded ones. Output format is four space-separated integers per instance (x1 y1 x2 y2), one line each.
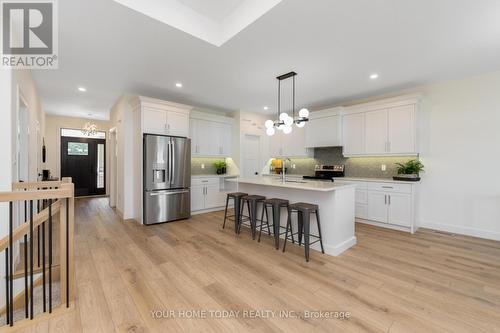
415 72 500 240
109 95 135 219
44 115 111 194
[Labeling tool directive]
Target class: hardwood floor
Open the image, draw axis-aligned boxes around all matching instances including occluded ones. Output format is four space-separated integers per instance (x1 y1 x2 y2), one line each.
10 197 500 332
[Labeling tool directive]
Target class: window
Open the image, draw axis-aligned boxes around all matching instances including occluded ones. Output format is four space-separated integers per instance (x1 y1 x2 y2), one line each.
61 128 106 139
97 143 105 188
67 142 88 155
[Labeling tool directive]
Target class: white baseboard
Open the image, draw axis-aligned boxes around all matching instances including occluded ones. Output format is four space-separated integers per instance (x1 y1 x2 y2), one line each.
356 218 413 233
322 236 357 256
191 206 227 215
418 220 500 242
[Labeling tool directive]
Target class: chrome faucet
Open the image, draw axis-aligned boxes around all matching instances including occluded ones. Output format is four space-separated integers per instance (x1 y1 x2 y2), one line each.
281 158 291 183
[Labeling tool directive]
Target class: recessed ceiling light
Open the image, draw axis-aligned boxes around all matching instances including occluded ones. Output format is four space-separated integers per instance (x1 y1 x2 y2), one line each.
175 82 183 88
263 106 269 110
370 74 379 80
78 87 87 92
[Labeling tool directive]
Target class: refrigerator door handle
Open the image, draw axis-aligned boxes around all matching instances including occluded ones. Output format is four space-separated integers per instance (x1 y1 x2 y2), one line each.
170 138 175 185
168 139 173 184
149 189 190 196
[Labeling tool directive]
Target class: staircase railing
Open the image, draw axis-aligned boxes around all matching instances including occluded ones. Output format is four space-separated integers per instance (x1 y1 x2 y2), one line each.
0 177 74 328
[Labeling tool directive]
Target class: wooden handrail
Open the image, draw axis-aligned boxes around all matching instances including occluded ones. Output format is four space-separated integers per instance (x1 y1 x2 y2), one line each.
0 200 61 252
12 181 64 190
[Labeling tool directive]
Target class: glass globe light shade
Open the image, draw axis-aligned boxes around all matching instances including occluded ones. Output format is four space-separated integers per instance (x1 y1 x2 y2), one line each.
264 120 274 129
279 112 289 121
266 127 275 136
283 125 292 134
296 121 306 128
284 116 293 126
299 108 309 118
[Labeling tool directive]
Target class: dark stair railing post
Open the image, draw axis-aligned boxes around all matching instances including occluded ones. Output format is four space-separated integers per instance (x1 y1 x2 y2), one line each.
9 201 14 326
30 200 34 320
5 248 9 325
24 199 28 318
66 197 70 308
48 199 53 313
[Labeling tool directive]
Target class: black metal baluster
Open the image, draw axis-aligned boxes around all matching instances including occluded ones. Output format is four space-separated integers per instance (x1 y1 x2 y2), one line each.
24 199 28 318
9 202 14 326
66 198 69 308
42 219 46 312
37 198 40 268
30 200 34 319
48 199 52 313
5 248 9 325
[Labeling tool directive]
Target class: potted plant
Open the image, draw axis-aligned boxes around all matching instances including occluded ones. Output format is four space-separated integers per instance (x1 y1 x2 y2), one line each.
393 159 424 181
214 160 227 175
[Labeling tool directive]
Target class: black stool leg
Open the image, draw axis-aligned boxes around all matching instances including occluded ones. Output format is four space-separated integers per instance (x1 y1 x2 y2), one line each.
222 195 230 229
237 199 244 234
250 200 258 240
282 207 292 252
258 204 266 242
272 205 280 249
265 207 271 235
315 210 325 254
297 211 303 246
303 210 311 262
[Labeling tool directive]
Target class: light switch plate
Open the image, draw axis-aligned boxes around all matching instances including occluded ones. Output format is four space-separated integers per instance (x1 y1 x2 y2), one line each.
381 164 386 171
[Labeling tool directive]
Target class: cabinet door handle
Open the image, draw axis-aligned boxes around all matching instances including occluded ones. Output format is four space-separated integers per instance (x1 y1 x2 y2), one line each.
388 195 391 205
385 195 387 205
382 186 394 189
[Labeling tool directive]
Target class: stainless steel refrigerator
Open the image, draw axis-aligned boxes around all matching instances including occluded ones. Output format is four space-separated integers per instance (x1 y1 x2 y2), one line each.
143 134 191 225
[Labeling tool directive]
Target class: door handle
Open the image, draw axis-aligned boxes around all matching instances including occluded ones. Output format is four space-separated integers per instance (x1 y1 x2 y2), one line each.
388 195 391 205
170 139 175 184
150 190 189 196
384 195 387 205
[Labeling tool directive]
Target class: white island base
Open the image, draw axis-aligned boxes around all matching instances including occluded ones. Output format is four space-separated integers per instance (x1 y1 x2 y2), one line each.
232 178 357 256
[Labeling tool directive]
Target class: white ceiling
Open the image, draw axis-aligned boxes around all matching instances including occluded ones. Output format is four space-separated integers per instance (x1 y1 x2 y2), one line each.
33 0 500 120
178 0 245 21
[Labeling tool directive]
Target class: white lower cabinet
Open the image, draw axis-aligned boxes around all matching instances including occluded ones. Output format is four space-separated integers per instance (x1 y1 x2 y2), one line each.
349 180 416 232
191 178 227 212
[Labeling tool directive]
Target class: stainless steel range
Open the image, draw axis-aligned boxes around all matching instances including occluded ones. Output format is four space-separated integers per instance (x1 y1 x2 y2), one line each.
303 165 345 181
143 134 191 225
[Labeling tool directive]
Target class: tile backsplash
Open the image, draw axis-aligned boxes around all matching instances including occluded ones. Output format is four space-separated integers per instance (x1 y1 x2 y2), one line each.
284 147 417 178
192 158 224 175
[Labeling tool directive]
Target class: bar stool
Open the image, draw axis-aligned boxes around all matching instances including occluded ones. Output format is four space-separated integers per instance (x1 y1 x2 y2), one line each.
258 198 289 249
239 195 266 240
282 202 324 262
223 192 248 233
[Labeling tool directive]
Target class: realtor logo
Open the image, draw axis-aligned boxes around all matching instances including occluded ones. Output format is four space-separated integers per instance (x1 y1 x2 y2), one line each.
1 0 58 69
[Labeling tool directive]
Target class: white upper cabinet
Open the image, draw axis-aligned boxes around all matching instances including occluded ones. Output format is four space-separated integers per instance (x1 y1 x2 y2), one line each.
387 104 415 154
269 127 311 158
143 107 168 135
305 108 342 148
365 109 388 154
137 97 191 137
342 96 419 156
342 113 365 155
190 113 233 157
166 111 190 137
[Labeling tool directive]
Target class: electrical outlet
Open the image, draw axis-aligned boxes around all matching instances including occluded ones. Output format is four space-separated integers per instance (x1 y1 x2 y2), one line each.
201 164 205 169
292 164 296 169
381 164 386 171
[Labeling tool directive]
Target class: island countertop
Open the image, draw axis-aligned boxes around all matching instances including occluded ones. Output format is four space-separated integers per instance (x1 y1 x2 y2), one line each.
227 177 357 192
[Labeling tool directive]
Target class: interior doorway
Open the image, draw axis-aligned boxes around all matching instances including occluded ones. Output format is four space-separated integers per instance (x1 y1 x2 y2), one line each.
242 134 261 179
60 128 106 197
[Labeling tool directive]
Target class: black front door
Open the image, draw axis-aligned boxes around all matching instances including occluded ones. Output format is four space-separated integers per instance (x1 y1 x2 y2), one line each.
61 137 106 197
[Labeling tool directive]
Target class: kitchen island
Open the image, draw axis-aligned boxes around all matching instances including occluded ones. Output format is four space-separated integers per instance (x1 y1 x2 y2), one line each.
228 177 357 256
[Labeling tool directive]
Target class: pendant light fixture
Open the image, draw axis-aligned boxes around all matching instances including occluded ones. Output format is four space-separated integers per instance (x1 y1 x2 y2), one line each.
82 122 98 136
265 71 309 136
